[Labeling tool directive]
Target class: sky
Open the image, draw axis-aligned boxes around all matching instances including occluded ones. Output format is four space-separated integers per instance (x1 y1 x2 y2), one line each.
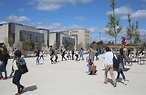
0 0 146 44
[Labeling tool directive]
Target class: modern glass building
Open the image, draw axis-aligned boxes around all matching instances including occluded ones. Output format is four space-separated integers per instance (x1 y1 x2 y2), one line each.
49 32 77 49
0 22 49 51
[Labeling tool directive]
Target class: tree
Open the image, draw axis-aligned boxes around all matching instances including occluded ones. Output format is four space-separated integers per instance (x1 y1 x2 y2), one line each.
106 0 122 45
8 35 15 47
126 14 141 45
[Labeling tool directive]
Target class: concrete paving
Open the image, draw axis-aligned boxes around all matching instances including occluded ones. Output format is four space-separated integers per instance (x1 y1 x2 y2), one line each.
0 54 146 95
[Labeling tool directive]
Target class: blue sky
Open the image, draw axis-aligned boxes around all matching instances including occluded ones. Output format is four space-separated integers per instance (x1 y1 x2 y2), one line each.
0 0 146 43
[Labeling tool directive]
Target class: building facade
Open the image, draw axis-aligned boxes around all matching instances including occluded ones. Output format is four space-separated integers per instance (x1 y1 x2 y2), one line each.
0 22 49 51
63 29 90 50
49 32 77 49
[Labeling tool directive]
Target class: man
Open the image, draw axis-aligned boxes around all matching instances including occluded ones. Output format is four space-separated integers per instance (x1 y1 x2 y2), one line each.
104 46 116 87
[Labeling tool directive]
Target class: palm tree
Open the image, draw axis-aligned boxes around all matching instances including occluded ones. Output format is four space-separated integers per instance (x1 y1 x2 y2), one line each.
106 0 122 45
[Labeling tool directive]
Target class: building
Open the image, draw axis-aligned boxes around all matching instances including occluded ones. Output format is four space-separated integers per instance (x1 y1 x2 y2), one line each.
0 22 49 51
63 29 90 50
49 32 77 49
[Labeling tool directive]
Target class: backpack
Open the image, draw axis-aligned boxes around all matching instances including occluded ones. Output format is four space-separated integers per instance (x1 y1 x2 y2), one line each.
113 54 119 71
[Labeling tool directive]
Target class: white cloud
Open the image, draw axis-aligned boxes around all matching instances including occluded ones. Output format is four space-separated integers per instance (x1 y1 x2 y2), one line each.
6 15 30 22
37 23 86 32
88 26 98 32
107 6 146 20
121 10 146 20
106 6 133 16
29 0 92 11
37 23 63 31
75 16 84 21
64 24 84 30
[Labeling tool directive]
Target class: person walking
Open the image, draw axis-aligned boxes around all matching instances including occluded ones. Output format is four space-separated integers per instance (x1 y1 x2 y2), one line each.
61 48 67 61
104 46 116 87
116 48 128 85
85 55 89 73
50 48 55 64
35 50 40 65
88 46 96 75
0 47 10 80
12 50 26 95
95 50 100 60
54 48 58 62
79 48 84 60
39 50 45 60
71 49 75 60
67 49 71 60
75 49 79 61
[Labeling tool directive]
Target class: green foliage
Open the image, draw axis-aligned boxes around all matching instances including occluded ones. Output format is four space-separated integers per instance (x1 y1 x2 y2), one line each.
126 14 141 45
90 41 106 50
106 0 122 44
8 35 15 47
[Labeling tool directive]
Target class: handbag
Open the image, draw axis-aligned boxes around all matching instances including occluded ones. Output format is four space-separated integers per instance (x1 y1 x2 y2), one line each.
89 65 96 72
89 63 96 72
17 64 28 74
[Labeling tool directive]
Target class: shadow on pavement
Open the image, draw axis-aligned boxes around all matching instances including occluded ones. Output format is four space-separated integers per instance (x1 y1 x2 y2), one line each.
38 63 44 65
123 68 130 72
23 85 37 94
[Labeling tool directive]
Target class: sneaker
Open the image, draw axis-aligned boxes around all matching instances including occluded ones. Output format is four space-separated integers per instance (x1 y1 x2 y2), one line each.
116 78 119 82
20 86 25 93
124 80 127 85
88 72 92 75
94 70 97 74
104 82 108 84
113 82 116 87
3 77 7 80
121 79 125 83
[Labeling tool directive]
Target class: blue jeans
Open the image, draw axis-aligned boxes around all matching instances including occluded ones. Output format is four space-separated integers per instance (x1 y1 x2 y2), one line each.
80 54 84 60
117 71 126 80
0 62 7 77
36 56 39 64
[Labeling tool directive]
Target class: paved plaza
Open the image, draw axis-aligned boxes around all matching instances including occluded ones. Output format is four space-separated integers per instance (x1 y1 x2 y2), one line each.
0 54 146 95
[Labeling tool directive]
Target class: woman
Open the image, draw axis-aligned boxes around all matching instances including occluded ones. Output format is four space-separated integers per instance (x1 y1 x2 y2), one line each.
12 50 25 95
88 46 97 75
0 47 10 80
116 48 127 85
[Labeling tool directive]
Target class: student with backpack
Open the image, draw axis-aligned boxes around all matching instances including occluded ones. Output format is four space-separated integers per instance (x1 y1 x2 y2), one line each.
12 50 28 95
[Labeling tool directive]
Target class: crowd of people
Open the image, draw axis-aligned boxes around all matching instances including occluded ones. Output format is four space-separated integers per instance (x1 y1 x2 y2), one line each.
1 45 144 94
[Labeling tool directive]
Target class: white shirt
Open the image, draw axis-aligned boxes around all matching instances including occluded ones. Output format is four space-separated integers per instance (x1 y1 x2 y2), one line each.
104 51 113 66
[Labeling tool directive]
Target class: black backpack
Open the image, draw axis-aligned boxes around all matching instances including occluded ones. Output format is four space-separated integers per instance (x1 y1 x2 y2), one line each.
113 54 119 71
